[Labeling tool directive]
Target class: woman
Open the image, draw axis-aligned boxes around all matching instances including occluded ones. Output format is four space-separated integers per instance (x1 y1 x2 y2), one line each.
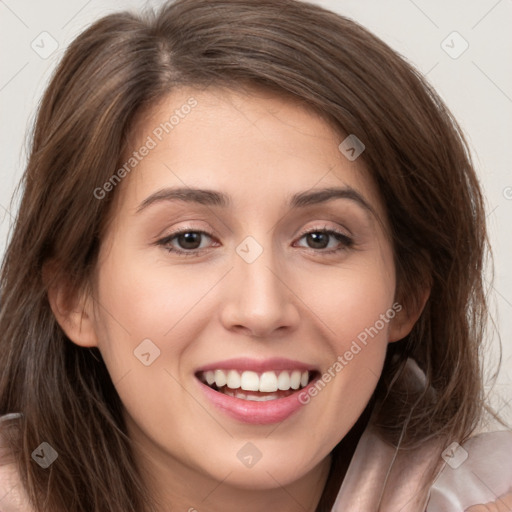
0 0 510 510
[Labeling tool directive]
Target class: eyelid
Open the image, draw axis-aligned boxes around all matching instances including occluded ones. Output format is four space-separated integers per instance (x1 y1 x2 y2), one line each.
155 223 354 256
295 223 352 240
293 225 354 252
158 228 216 244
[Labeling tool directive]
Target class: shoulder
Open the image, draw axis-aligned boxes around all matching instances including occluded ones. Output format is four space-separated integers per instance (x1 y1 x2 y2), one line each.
426 430 512 512
0 413 35 512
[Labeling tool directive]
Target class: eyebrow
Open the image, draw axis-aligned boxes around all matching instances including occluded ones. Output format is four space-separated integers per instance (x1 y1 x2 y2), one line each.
136 186 374 215
136 188 229 212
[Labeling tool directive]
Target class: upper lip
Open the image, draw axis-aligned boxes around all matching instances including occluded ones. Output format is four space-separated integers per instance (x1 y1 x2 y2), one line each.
195 357 318 374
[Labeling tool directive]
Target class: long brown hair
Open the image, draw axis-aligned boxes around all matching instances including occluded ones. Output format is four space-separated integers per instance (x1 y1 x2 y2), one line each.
0 0 503 510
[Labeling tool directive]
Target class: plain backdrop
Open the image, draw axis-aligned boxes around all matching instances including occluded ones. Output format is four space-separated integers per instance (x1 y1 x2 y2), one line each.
1 0 511 423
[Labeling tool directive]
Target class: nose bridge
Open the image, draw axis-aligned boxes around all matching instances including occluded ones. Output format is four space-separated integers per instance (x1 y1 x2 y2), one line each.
220 234 299 336
235 235 282 309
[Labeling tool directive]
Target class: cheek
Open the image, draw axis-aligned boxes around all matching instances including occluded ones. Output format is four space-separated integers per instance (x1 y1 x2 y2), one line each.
89 250 174 379
94 249 203 342
302 256 395 348
296 256 395 432
90 247 224 391
320 276 392 378
90 255 197 431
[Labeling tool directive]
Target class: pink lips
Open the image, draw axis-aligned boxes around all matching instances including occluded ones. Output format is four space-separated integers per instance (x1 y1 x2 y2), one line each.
194 357 319 425
195 357 316 374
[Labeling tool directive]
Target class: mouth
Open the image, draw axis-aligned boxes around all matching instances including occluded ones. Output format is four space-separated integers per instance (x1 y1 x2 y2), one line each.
195 368 320 402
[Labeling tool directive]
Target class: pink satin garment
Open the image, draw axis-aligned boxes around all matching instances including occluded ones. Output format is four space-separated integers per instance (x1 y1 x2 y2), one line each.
331 409 512 511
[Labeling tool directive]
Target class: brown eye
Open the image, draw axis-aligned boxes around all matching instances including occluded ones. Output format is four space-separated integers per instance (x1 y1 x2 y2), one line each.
305 232 330 249
176 232 203 250
157 230 217 255
295 229 353 252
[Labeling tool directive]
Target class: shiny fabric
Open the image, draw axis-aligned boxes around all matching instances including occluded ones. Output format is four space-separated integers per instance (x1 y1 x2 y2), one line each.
331 416 512 511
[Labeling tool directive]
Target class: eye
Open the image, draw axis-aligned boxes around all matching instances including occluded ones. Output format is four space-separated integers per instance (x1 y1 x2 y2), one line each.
156 229 217 255
294 228 353 253
155 227 353 256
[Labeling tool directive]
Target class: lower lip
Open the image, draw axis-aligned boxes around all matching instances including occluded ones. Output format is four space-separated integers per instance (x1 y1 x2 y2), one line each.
196 377 318 424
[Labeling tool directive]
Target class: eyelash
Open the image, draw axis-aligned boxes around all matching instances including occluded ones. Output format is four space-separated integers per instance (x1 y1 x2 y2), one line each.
156 226 354 257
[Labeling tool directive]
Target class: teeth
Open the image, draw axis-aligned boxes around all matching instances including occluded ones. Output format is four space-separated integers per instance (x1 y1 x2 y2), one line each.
240 371 259 391
226 370 241 389
277 371 290 390
204 369 311 392
205 371 215 385
259 371 278 392
290 370 301 390
223 388 281 401
214 369 227 387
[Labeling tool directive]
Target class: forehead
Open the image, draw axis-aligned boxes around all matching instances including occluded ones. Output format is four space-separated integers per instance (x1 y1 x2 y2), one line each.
115 85 388 225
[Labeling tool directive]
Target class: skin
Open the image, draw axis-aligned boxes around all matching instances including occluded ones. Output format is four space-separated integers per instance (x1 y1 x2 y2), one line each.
465 491 512 512
49 86 424 511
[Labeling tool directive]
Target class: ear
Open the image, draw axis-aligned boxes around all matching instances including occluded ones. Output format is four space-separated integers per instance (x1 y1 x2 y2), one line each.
388 287 430 343
43 261 99 348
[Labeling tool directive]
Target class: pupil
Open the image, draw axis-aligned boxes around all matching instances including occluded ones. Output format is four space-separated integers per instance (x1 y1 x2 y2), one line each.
307 232 328 249
178 232 201 249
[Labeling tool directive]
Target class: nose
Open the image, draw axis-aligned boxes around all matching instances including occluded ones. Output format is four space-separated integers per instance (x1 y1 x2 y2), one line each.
219 242 300 338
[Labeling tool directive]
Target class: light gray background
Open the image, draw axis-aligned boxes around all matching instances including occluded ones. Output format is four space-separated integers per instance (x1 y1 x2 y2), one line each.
1 0 511 423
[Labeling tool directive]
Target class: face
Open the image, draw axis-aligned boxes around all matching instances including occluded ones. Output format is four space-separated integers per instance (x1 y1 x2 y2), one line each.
66 86 409 501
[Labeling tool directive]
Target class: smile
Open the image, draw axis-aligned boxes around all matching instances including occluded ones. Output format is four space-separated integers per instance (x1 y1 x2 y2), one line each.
194 358 320 424
196 369 314 401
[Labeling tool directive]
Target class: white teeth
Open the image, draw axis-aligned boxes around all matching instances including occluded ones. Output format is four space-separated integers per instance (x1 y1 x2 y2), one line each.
214 369 227 387
290 370 301 390
223 388 280 401
244 394 278 401
277 371 291 390
203 369 311 392
240 371 260 391
226 369 241 389
223 389 247 400
259 371 278 392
